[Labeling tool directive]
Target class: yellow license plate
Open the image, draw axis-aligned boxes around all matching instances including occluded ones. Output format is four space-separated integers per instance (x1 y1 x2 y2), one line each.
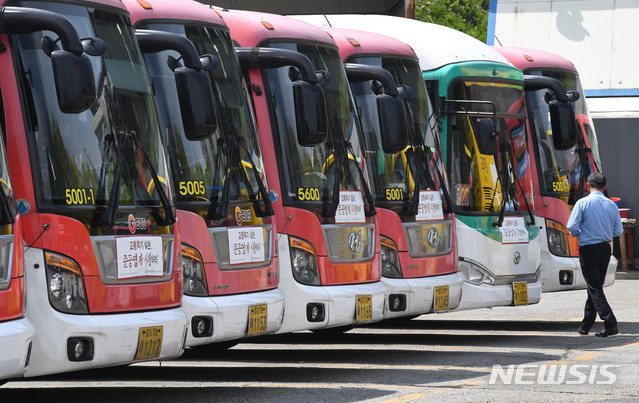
434 286 450 311
513 282 528 306
356 295 373 322
248 304 268 336
135 326 163 360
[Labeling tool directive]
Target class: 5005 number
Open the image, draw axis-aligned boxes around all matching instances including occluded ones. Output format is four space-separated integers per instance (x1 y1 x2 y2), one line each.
179 180 206 196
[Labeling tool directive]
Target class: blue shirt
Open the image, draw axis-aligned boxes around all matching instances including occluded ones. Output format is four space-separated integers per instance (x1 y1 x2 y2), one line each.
567 191 623 246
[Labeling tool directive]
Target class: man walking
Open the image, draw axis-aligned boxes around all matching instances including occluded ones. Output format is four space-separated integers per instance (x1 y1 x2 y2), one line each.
567 172 622 337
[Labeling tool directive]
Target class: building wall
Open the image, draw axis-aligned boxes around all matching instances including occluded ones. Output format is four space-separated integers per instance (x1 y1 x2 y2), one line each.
203 0 408 16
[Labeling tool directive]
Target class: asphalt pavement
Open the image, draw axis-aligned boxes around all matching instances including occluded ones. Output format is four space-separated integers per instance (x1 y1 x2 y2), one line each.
3 278 638 402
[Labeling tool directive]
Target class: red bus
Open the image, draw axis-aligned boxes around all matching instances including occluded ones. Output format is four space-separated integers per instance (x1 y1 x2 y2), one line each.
222 10 386 333
327 27 463 318
0 0 188 376
494 47 616 292
0 135 33 381
123 0 284 347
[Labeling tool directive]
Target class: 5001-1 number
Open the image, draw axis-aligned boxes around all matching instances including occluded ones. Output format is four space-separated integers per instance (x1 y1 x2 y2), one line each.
65 188 95 205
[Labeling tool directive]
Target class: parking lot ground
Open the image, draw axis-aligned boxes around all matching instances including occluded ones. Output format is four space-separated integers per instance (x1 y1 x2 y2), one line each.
3 279 638 402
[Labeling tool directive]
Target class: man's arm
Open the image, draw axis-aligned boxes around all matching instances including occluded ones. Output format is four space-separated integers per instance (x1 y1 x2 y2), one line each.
613 209 623 238
566 201 583 237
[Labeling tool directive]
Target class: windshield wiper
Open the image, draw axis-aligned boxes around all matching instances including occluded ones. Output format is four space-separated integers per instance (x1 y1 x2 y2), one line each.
99 130 124 227
403 95 439 216
99 86 175 227
425 110 453 213
207 98 273 220
322 103 375 218
494 137 534 227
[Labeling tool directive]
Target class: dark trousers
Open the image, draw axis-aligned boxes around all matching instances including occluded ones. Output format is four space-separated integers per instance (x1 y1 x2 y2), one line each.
579 242 617 330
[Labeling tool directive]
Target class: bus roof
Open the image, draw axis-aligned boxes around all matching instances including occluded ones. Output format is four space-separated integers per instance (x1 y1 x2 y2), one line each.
122 0 226 27
219 9 336 48
74 0 128 10
292 14 512 72
324 27 417 62
493 46 577 74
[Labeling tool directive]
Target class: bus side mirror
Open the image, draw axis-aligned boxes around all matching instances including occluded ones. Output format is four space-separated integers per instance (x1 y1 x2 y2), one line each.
51 50 96 113
377 94 408 154
175 67 218 141
293 81 327 147
476 118 498 155
549 100 578 150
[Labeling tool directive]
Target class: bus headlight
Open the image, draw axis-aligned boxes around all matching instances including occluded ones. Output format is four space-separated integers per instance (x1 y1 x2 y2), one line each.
380 236 402 278
458 259 494 285
181 244 208 296
290 237 320 285
45 252 88 314
546 219 569 257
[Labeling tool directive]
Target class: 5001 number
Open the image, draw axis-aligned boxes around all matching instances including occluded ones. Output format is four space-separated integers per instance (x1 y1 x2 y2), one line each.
385 188 404 201
297 187 320 201
65 188 95 205
179 180 206 196
552 181 570 192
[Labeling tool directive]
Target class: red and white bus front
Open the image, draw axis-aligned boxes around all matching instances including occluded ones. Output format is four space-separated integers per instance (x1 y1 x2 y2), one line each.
124 0 284 347
494 47 616 292
329 27 463 319
223 10 386 333
0 0 187 377
0 129 34 381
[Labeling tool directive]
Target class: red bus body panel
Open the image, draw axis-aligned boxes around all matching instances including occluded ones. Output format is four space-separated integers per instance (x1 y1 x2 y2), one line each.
222 10 381 286
495 46 585 258
124 0 279 297
0 0 182 314
328 27 458 279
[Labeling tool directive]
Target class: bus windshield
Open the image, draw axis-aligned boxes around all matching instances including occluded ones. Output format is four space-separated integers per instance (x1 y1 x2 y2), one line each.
525 70 602 205
12 1 171 224
349 55 448 212
448 80 532 215
261 41 369 217
140 22 270 222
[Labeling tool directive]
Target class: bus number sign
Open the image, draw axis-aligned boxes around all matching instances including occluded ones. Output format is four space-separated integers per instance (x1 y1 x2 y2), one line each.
65 188 95 205
297 187 320 201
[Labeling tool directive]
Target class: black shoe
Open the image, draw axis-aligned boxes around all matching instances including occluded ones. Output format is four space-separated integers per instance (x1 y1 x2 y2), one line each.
595 327 618 337
578 327 589 335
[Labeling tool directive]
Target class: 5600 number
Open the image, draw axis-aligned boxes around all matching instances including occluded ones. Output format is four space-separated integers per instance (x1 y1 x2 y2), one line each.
297 187 320 201
179 180 206 196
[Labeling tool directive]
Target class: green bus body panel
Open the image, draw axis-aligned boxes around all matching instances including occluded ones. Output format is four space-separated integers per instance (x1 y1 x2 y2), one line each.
455 214 539 243
422 60 523 160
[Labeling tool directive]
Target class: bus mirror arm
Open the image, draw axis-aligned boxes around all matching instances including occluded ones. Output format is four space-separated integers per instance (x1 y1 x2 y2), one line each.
135 30 218 141
344 63 399 97
235 47 320 84
523 75 572 103
566 90 580 103
135 29 203 71
0 6 84 54
1 7 97 113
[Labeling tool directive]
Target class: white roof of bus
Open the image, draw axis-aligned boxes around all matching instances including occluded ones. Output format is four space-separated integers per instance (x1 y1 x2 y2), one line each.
292 14 513 71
